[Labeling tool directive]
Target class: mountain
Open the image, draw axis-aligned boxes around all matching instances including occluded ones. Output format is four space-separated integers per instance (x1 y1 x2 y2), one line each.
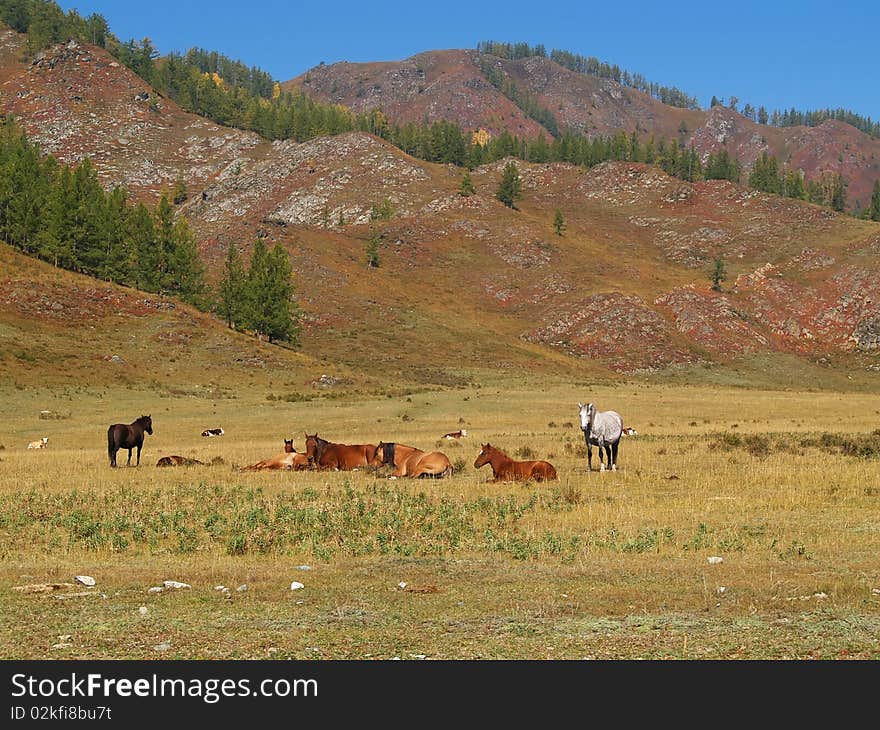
1 31 879 387
0 29 268 204
286 50 880 209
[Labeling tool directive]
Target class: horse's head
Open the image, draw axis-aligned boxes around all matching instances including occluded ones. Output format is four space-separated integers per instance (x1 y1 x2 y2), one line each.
577 403 594 431
141 415 153 435
474 443 492 469
369 442 386 469
284 438 294 453
304 433 323 465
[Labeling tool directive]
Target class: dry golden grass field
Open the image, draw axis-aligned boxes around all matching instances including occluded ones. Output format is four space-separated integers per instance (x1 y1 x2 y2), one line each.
1 380 878 660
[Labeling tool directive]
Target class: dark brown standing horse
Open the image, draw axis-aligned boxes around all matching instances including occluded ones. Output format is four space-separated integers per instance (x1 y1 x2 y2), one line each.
473 443 557 483
369 442 453 478
108 415 152 467
304 433 375 471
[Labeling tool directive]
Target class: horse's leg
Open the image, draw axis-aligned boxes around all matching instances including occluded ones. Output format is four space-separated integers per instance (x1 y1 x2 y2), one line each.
127 447 132 466
598 443 606 472
586 443 593 471
109 448 116 468
136 443 142 466
611 441 619 471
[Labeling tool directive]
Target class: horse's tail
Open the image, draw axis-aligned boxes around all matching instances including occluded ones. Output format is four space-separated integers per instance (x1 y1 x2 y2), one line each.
107 426 114 461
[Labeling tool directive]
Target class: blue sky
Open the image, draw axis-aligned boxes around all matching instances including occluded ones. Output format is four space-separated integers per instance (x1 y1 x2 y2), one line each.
57 0 880 120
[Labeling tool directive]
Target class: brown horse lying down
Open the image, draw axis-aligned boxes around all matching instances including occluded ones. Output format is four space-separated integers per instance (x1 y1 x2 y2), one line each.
369 442 453 478
473 443 557 482
240 439 310 471
157 455 205 467
304 433 375 471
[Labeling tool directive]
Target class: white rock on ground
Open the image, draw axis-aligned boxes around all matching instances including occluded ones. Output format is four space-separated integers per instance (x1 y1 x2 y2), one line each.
138 606 148 616
236 584 248 592
162 580 191 590
290 582 304 591
74 575 96 586
707 556 723 565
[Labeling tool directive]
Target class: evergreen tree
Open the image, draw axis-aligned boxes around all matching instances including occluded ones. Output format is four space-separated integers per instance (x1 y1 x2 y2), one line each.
459 170 475 196
553 209 565 236
748 152 781 194
711 257 726 291
151 193 175 291
783 169 808 201
102 186 133 284
496 161 522 209
370 197 393 221
217 240 247 329
245 240 300 344
871 179 880 222
128 202 157 291
172 174 188 205
830 173 847 212
365 229 380 268
165 216 205 305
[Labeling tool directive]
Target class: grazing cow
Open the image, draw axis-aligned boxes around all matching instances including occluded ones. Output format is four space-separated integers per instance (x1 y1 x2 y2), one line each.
157 455 205 467
622 427 638 436
442 429 467 440
27 437 49 449
201 427 224 437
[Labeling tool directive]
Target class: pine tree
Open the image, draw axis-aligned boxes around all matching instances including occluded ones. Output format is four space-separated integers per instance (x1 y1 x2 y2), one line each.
165 216 205 305
553 209 565 236
871 180 880 222
172 174 188 205
459 170 475 196
217 240 247 329
102 186 133 284
370 197 393 221
496 161 522 209
783 169 808 201
129 202 157 291
245 240 300 344
748 152 781 194
711 257 726 291
830 173 847 212
365 229 380 268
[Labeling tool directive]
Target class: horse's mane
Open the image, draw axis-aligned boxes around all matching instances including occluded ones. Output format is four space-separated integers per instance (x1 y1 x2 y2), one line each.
381 442 396 466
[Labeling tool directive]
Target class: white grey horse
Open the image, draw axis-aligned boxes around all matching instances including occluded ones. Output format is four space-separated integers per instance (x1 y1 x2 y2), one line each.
578 402 624 472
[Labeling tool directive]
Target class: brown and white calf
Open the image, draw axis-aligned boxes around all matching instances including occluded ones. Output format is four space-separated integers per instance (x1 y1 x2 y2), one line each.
27 437 48 449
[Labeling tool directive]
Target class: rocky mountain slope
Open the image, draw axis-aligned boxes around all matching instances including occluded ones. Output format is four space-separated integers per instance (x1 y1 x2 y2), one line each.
1 32 879 385
0 29 267 203
286 50 880 209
